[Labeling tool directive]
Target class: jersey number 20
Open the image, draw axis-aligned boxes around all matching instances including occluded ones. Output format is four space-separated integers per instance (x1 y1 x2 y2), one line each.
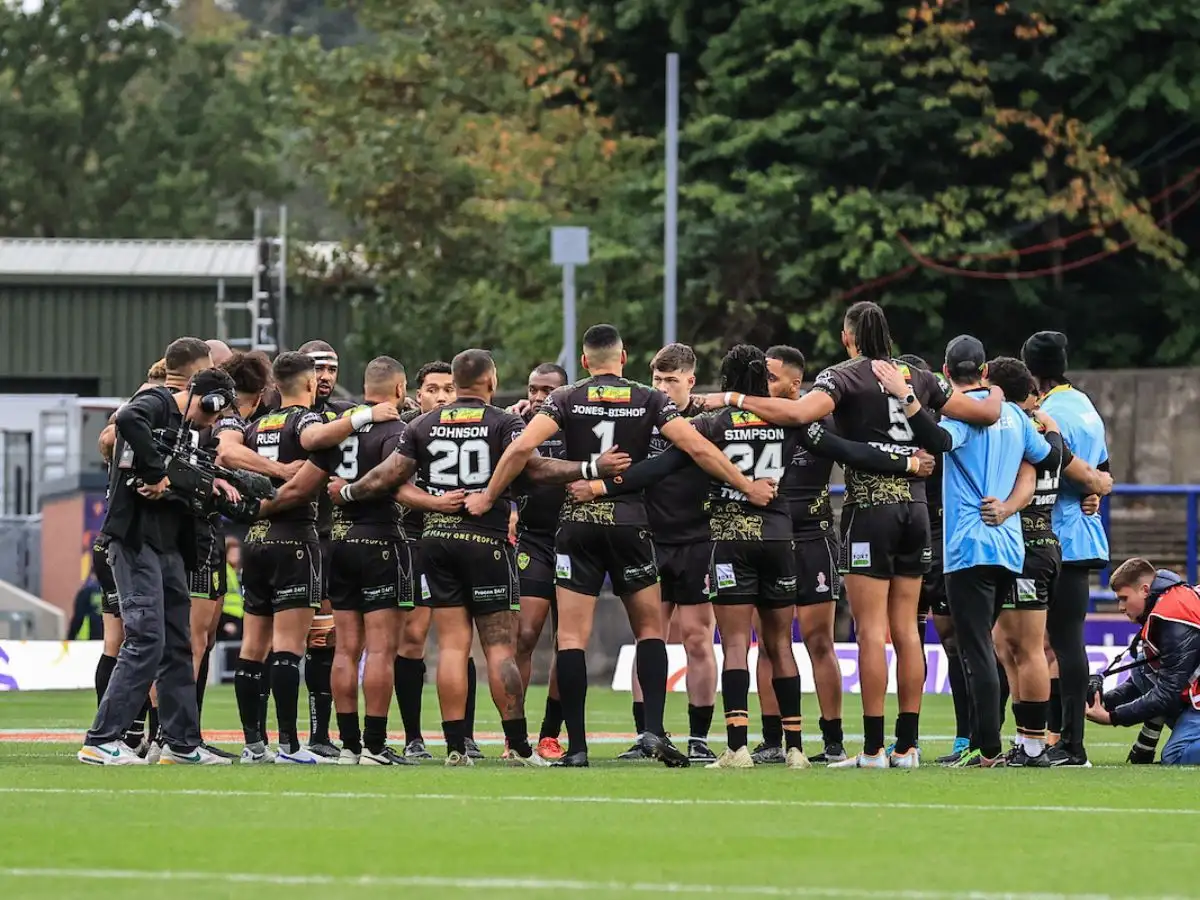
429 439 492 487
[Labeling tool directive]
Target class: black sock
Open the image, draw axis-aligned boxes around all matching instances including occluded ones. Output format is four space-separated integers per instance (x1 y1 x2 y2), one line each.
394 656 425 745
95 654 117 707
1025 699 1048 735
363 715 388 754
305 646 334 744
123 696 151 748
997 657 1010 727
235 658 267 745
894 711 920 754
443 719 466 755
636 638 668 736
337 711 362 754
632 701 646 735
271 651 303 754
148 704 160 744
863 715 885 755
557 649 589 754
773 676 804 752
761 714 782 747
196 647 211 720
688 704 714 741
465 657 477 740
946 648 971 739
258 660 271 741
1048 677 1063 734
819 717 844 746
722 668 751 751
539 695 563 741
502 718 533 757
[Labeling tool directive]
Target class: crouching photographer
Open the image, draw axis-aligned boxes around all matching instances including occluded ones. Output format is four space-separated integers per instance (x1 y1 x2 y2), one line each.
1085 557 1200 765
79 368 243 767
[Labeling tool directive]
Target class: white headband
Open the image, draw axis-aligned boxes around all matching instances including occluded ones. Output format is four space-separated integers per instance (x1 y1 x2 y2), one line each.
307 351 339 366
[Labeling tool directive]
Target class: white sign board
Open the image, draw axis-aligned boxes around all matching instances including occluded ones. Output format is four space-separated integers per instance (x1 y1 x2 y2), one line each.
0 640 105 691
551 227 589 266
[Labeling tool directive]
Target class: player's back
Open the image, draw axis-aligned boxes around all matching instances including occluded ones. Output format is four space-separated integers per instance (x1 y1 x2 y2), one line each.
244 405 324 536
330 405 407 541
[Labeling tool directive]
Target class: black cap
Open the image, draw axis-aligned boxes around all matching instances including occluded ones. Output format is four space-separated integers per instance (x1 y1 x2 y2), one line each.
1022 331 1068 380
944 335 986 380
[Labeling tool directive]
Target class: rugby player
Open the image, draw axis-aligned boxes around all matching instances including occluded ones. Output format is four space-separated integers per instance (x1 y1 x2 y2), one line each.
701 304 1003 768
233 352 339 764
1022 331 1111 767
874 338 1057 767
293 340 359 761
323 357 413 765
513 363 571 761
335 349 627 766
480 324 772 768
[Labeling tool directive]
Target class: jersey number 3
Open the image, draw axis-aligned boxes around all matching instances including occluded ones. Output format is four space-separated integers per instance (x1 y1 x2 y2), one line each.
335 436 359 481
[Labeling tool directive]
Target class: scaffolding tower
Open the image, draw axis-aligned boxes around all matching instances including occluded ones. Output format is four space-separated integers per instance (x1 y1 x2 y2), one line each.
215 206 288 354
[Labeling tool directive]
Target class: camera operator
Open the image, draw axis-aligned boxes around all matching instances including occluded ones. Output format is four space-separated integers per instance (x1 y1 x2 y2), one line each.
1086 557 1200 765
79 368 241 767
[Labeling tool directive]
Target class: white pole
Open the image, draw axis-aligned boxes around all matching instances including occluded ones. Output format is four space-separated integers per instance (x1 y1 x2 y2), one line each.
563 263 577 383
278 204 288 351
663 52 680 346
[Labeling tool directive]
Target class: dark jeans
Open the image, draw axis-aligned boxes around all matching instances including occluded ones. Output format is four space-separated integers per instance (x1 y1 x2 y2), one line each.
86 539 200 749
945 565 1012 758
1047 564 1090 750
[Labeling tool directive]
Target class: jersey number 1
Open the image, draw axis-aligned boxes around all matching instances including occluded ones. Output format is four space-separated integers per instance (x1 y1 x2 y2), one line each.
590 420 615 466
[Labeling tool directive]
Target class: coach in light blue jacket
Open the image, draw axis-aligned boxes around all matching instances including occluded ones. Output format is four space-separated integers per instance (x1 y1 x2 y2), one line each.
1022 331 1110 767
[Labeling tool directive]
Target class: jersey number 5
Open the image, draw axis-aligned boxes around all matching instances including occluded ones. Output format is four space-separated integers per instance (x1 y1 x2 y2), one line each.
429 439 492 487
887 397 915 442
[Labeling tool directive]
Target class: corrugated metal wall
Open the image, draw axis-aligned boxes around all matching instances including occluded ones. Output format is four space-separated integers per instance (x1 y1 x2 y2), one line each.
0 283 360 396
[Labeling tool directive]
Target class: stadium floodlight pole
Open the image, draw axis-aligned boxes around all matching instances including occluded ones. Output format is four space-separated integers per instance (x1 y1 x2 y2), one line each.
551 226 590 384
663 52 679 346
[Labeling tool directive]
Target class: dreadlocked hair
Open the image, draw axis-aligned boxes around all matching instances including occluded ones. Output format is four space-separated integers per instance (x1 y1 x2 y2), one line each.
719 344 770 398
845 301 893 360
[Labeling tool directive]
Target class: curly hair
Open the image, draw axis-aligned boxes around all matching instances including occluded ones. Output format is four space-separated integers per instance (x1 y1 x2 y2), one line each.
986 356 1035 404
719 344 770 398
220 351 273 396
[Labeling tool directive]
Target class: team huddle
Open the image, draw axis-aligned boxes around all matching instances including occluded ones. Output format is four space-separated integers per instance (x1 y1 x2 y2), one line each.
80 300 1120 769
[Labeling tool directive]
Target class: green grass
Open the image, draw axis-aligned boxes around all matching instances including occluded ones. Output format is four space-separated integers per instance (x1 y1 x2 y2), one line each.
0 687 1196 900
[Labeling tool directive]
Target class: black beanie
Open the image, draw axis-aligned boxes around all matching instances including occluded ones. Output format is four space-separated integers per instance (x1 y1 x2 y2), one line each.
1021 331 1068 380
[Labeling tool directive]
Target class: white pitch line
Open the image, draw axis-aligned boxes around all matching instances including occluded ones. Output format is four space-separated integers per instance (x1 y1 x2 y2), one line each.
1 787 1197 817
0 867 1188 900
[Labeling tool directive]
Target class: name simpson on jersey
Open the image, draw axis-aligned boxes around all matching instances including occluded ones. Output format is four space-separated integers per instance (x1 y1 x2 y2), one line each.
723 428 785 441
430 426 489 438
571 405 647 418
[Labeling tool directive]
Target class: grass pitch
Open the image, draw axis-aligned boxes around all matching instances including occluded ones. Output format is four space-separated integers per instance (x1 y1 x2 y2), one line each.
0 686 1195 900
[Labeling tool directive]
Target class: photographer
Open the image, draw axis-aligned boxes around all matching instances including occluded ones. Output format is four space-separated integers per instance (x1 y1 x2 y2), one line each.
79 368 241 767
1087 558 1200 765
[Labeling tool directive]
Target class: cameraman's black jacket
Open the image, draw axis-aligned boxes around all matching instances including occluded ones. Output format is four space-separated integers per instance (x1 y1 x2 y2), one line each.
102 387 197 568
1103 584 1200 726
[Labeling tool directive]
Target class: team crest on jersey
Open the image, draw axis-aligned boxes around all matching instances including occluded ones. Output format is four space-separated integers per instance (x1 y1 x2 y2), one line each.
257 413 287 431
440 407 485 423
730 410 766 427
587 385 631 403
517 552 530 570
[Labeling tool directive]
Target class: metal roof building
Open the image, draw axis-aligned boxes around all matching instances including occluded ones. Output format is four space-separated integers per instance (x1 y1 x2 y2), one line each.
0 238 360 397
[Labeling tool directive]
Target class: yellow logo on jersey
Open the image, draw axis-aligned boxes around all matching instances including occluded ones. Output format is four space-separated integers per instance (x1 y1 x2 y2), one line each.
730 410 766 427
587 386 631 403
257 413 287 431
440 407 485 423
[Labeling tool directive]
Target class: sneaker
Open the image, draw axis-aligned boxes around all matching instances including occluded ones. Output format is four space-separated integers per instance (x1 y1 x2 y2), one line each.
304 739 341 765
786 747 812 770
952 748 1007 768
78 741 147 766
158 745 233 765
338 748 361 766
404 739 433 760
552 749 589 767
464 738 484 760
889 748 920 769
122 735 149 758
240 743 276 765
750 742 785 764
1044 744 1092 768
642 732 690 768
617 735 652 761
145 740 163 766
809 743 847 764
687 739 717 763
200 741 237 760
936 737 970 765
828 750 889 769
275 747 323 765
362 746 416 766
537 737 565 761
507 748 552 768
1007 746 1051 768
706 746 755 769
445 750 474 767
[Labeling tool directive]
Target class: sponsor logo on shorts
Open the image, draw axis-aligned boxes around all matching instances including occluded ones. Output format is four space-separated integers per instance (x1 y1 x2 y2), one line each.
850 542 871 569
815 572 830 593
623 563 655 583
776 575 798 593
586 385 631 403
555 554 572 579
440 407 485 423
473 585 507 602
420 574 431 600
1016 578 1037 606
517 552 530 570
277 584 308 600
729 410 767 427
715 563 736 589
921 547 933 564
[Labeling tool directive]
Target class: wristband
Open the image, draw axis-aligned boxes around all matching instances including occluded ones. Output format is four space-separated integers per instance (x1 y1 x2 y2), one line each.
733 392 745 409
723 392 733 408
350 408 373 430
588 479 607 497
906 457 918 475
340 483 355 503
590 460 601 479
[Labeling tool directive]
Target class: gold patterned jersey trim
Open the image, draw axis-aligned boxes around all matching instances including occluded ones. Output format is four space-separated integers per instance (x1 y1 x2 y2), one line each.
245 521 271 542
845 471 913 507
709 503 765 541
421 527 504 546
560 501 617 525
1021 512 1057 540
426 511 465 532
808 485 832 520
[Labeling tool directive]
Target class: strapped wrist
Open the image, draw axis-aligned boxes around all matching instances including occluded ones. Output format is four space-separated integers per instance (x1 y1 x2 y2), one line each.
350 408 373 430
589 479 607 497
340 482 355 503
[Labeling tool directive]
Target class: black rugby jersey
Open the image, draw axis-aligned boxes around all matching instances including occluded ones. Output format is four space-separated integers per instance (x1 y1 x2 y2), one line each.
243 406 334 541
813 357 951 507
1022 419 1071 545
538 374 678 527
645 398 710 545
515 406 567 538
330 403 407 541
398 406 428 541
396 398 525 540
313 397 357 538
